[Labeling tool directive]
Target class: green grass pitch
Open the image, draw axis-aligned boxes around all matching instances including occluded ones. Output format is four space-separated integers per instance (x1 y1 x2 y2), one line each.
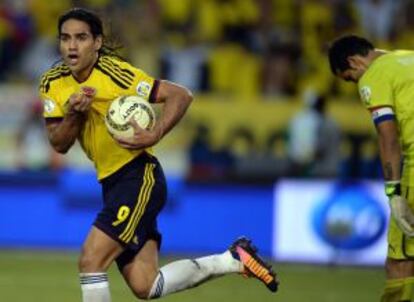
0 250 384 301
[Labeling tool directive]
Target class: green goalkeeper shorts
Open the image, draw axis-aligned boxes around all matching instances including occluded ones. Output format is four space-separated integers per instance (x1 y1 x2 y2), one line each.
388 184 414 259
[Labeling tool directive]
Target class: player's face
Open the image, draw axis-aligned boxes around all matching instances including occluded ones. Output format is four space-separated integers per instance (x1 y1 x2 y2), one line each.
59 19 102 81
337 68 362 83
337 55 368 83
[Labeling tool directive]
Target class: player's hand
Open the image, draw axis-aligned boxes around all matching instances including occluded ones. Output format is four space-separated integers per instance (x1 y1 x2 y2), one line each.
68 86 96 114
386 181 414 236
114 118 162 150
389 195 414 236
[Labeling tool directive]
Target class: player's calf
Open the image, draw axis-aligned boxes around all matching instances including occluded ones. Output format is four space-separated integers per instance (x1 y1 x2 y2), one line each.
122 267 158 299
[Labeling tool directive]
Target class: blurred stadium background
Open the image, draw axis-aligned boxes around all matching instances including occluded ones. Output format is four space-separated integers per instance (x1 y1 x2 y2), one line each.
0 0 408 301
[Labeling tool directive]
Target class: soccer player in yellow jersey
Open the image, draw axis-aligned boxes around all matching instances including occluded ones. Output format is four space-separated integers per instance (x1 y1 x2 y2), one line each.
40 8 278 301
329 34 414 302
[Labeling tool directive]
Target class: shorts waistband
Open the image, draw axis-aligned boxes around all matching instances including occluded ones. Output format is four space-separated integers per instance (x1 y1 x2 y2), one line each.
100 152 157 185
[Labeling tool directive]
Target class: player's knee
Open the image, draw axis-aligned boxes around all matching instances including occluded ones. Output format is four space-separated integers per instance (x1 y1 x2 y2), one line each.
78 248 106 272
78 253 96 272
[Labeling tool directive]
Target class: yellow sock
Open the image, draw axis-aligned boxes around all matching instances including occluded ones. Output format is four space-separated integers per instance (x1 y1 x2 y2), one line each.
381 278 414 302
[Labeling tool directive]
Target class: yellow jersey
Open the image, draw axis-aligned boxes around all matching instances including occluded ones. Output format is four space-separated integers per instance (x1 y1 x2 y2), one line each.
39 55 158 180
358 50 414 185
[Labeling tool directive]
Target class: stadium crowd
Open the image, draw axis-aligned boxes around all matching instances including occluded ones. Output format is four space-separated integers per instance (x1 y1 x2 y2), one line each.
2 0 408 181
0 0 410 96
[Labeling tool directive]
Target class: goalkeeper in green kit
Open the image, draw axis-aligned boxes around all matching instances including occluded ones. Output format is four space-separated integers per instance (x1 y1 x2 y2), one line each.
329 35 414 302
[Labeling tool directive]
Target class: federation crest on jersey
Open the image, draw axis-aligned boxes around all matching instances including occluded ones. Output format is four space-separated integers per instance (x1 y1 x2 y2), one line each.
359 86 372 106
136 81 151 98
43 99 56 114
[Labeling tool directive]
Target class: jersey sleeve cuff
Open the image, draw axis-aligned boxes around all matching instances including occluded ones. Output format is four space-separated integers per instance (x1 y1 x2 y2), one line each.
149 79 160 103
45 117 64 123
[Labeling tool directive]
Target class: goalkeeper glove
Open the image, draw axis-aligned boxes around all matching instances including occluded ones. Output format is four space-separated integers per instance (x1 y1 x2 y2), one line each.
385 181 414 237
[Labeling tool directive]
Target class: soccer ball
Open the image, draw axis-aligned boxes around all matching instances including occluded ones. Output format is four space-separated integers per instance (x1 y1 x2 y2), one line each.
105 95 156 139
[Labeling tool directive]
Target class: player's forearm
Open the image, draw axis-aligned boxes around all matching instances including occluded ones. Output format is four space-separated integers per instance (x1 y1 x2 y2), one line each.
47 112 85 153
378 131 401 181
154 86 193 140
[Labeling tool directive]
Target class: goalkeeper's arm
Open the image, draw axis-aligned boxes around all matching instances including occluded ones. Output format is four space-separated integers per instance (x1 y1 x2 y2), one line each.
377 119 414 236
377 119 401 182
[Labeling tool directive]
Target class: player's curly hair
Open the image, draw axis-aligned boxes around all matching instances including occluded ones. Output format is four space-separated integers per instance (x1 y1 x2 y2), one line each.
328 35 374 75
57 7 123 59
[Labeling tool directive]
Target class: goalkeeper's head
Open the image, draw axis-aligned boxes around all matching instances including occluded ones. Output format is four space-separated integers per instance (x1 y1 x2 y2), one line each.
328 35 375 83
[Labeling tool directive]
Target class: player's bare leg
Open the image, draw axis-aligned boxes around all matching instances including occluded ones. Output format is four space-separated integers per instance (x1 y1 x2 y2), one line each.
381 258 414 302
122 237 277 300
79 226 124 302
122 239 242 299
121 239 160 299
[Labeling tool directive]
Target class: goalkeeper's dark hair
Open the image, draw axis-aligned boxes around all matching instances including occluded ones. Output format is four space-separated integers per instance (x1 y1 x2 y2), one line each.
328 35 374 75
58 7 122 59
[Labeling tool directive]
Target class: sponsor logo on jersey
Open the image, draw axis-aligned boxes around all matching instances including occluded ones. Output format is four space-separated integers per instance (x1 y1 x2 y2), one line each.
136 81 151 98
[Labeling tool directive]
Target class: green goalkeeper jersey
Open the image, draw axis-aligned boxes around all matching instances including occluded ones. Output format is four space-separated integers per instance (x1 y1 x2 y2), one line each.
358 50 414 185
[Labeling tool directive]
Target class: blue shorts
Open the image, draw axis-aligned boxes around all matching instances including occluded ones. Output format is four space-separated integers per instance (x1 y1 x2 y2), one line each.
94 152 167 270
